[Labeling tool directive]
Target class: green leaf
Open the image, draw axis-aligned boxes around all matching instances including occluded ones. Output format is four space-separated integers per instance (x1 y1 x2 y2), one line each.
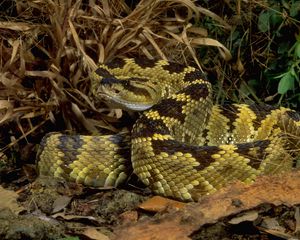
295 42 300 58
278 42 290 54
258 11 270 32
269 11 282 26
290 67 299 82
277 71 295 94
230 30 240 42
258 7 283 33
290 1 300 17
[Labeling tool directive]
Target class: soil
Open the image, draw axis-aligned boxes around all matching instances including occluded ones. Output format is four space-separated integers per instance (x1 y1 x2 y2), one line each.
1 172 300 240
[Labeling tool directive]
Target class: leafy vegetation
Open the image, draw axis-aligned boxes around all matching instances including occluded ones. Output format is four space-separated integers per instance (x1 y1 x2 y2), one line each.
258 0 300 107
195 0 300 108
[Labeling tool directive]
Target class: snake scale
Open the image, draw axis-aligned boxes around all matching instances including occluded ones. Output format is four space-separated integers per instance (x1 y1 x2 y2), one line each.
38 58 300 201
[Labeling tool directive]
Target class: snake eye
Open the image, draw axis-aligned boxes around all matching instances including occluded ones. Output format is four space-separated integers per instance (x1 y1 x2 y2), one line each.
102 77 120 86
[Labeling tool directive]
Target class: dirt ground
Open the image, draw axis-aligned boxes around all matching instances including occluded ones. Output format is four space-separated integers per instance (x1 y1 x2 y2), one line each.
1 170 300 240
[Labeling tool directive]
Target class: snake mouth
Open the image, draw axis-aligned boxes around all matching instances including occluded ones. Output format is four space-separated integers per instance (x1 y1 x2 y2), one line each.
98 92 156 111
93 77 162 111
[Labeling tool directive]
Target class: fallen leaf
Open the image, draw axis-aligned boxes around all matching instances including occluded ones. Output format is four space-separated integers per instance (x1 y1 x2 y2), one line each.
294 207 300 232
260 217 285 232
228 210 259 224
83 228 110 240
52 195 72 214
0 186 24 214
52 212 98 223
256 227 294 239
119 210 138 224
138 196 185 212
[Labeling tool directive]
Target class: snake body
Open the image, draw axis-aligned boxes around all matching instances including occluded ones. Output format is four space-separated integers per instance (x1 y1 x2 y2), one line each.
38 58 300 201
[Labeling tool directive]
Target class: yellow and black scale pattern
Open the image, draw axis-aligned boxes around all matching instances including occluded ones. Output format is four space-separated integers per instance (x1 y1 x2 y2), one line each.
38 58 300 201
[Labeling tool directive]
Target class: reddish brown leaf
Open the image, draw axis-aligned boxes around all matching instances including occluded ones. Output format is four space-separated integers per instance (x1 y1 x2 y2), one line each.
119 210 138 224
139 196 185 213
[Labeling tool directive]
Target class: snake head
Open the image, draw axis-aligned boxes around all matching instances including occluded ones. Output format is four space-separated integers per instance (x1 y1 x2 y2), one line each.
91 69 162 111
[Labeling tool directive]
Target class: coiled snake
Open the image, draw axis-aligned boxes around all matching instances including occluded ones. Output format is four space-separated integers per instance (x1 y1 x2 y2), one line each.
38 58 300 201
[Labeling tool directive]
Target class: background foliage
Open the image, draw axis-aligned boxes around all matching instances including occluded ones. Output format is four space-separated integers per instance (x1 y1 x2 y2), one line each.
0 0 299 166
196 0 300 108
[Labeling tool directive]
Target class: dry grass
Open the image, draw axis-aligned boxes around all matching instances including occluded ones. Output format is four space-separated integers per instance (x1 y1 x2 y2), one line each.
0 0 231 155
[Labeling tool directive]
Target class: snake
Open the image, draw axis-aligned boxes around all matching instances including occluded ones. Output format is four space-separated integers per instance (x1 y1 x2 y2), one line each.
37 58 300 201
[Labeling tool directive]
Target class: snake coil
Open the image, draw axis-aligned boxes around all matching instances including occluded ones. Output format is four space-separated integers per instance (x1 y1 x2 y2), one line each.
38 58 300 201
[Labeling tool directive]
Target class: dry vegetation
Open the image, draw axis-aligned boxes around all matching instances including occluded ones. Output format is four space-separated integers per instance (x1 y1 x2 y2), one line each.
0 0 232 160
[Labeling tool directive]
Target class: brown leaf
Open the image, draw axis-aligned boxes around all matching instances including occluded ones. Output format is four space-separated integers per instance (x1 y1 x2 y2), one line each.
295 207 300 232
260 217 285 232
0 186 24 214
228 210 259 224
257 226 294 239
82 228 110 240
51 212 97 222
0 100 13 124
52 195 72 214
119 211 138 224
139 196 185 213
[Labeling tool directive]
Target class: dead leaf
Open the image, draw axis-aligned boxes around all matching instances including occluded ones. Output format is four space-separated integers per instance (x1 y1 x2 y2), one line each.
295 207 300 232
0 100 13 124
0 186 24 214
257 226 294 239
52 212 97 223
139 196 185 212
236 57 245 74
83 228 110 240
0 21 34 31
260 217 285 232
119 211 138 224
52 195 72 214
228 210 259 224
